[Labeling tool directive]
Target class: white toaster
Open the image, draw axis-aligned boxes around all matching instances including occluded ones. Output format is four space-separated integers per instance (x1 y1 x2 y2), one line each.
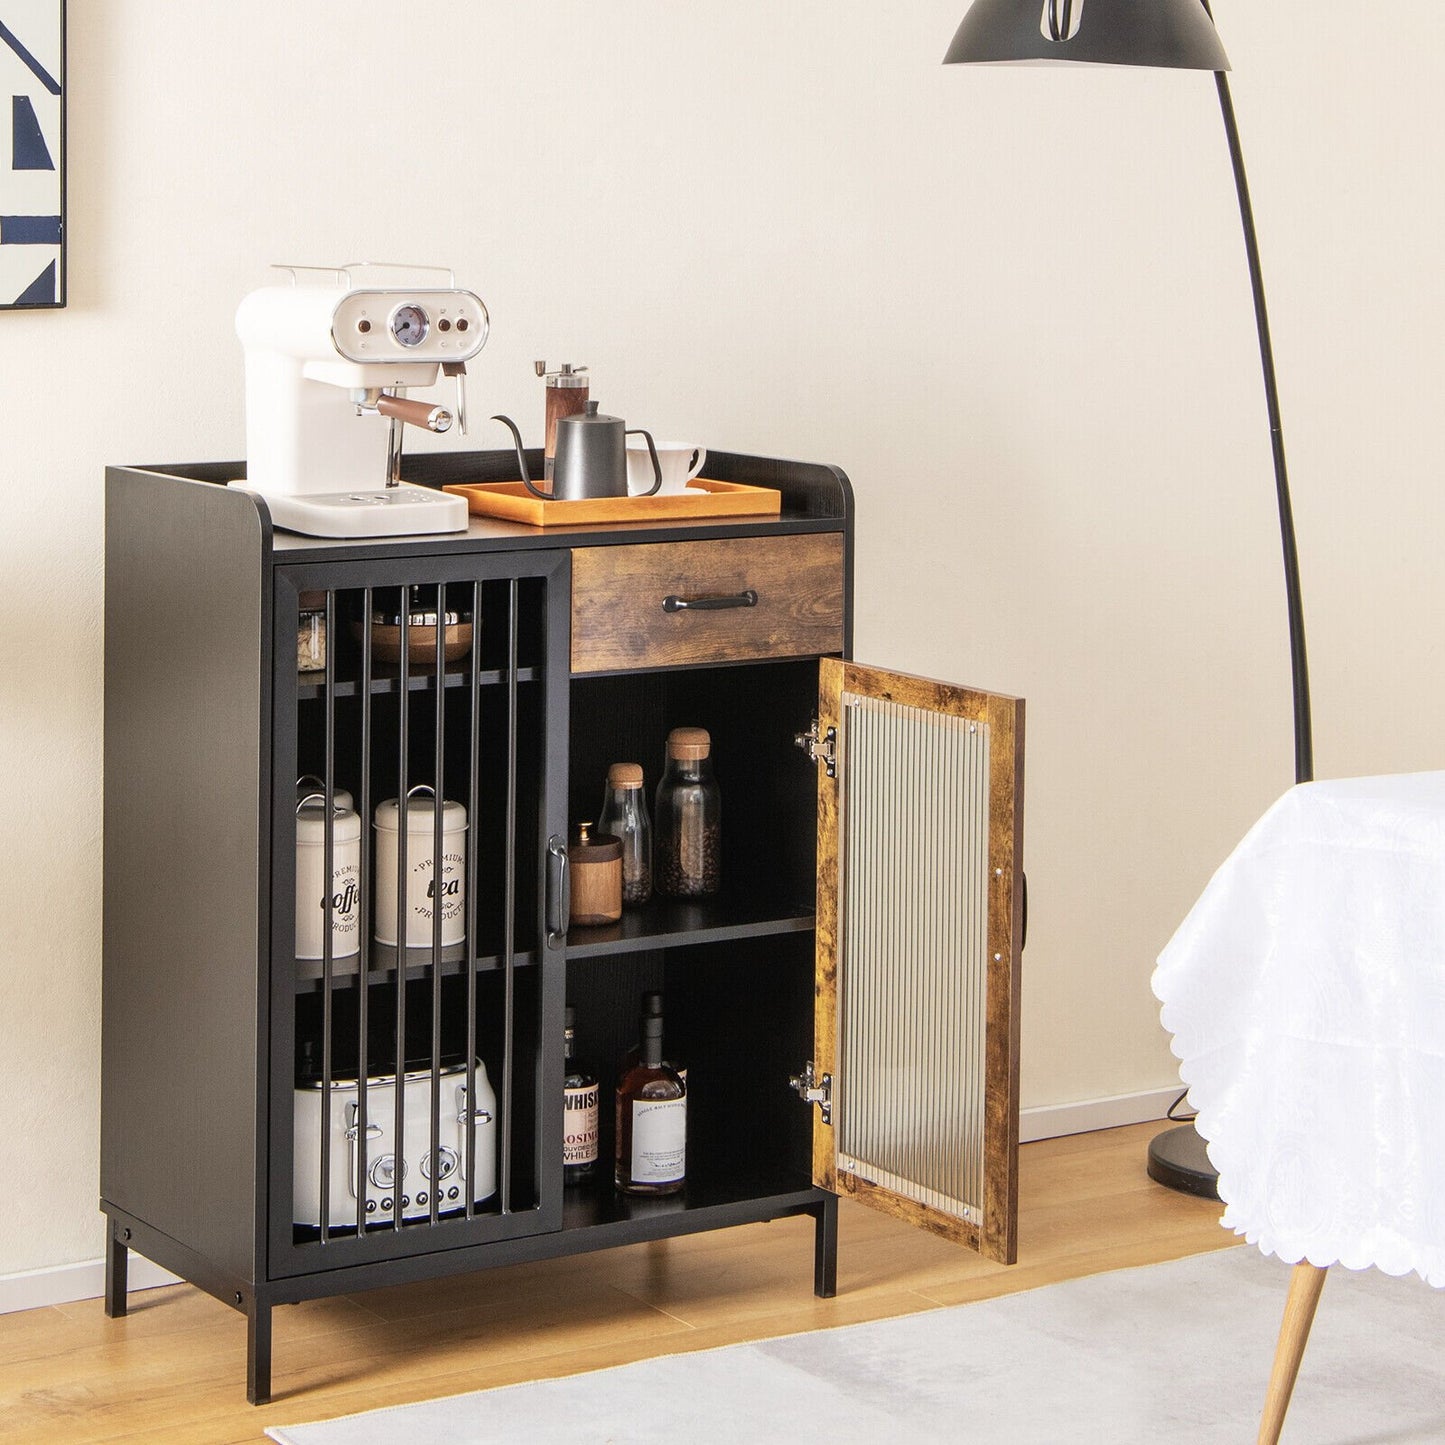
293 1060 497 1228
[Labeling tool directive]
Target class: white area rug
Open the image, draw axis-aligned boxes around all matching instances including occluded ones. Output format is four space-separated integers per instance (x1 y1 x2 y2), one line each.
266 1246 1445 1444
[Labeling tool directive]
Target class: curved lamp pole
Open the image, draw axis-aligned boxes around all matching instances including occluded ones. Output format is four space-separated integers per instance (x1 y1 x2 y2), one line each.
944 0 1312 1197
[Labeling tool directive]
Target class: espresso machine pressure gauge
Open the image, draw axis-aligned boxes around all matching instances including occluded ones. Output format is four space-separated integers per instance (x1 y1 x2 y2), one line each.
391 304 429 347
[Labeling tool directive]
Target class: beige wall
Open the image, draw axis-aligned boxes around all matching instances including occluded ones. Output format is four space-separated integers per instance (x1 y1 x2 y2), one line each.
3 1 1442 1277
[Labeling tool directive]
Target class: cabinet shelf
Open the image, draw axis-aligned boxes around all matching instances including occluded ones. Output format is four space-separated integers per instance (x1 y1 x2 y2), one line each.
296 664 539 700
561 1164 821 1241
564 891 816 959
294 943 538 992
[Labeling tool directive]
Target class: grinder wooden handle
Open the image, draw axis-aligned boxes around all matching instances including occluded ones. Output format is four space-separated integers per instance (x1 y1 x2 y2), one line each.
376 395 453 433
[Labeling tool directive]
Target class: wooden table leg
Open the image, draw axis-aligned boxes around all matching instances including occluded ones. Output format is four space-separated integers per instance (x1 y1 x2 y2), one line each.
1257 1261 1328 1445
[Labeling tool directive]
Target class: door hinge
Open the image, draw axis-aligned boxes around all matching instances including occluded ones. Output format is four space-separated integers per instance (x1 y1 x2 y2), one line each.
794 717 837 778
790 1060 832 1124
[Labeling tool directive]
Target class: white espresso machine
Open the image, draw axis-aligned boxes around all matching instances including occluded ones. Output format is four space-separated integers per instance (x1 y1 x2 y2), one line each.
234 264 488 537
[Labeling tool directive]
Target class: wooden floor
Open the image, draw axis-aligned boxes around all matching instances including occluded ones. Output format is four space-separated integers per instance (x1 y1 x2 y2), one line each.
1 1123 1240 1443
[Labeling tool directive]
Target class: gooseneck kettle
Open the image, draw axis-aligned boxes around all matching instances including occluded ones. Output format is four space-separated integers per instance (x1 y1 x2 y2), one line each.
494 402 661 500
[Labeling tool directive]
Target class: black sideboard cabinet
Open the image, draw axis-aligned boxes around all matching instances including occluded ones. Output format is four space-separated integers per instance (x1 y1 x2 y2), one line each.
101 449 1024 1403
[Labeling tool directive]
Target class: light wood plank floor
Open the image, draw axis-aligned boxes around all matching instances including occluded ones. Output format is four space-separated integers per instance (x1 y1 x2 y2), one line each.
1 1123 1240 1443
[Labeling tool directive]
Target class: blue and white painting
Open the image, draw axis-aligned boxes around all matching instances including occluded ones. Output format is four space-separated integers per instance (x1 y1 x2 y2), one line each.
1 1 63 308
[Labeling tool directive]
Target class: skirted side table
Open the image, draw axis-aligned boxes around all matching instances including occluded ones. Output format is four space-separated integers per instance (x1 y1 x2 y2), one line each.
1153 772 1445 1443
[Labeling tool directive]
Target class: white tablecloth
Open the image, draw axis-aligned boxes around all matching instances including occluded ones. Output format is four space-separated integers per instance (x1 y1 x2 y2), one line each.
1153 771 1445 1284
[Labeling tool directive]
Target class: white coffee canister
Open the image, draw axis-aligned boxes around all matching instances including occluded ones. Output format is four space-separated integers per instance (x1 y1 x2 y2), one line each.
297 775 353 813
295 794 362 959
374 787 468 947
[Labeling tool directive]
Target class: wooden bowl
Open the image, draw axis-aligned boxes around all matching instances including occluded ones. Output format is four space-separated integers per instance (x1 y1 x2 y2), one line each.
352 619 475 664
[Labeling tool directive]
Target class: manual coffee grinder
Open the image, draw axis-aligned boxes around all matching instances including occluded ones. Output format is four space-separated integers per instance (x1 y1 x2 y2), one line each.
535 360 589 487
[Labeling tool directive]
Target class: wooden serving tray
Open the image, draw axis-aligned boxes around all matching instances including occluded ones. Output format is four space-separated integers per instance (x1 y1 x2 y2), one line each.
442 478 781 528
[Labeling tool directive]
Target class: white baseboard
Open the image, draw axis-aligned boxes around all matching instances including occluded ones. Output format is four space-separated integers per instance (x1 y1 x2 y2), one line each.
1020 1086 1182 1143
0 1254 182 1316
2 1089 1181 1316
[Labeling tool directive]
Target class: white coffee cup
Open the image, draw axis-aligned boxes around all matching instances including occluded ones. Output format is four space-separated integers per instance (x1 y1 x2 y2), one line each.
626 440 707 496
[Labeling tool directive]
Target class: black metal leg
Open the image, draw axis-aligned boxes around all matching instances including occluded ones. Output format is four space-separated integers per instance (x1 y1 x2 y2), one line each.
104 1229 129 1319
247 1299 273 1406
813 1194 838 1299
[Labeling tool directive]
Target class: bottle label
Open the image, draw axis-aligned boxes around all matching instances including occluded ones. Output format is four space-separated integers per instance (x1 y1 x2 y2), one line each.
630 1097 686 1183
564 1083 599 1166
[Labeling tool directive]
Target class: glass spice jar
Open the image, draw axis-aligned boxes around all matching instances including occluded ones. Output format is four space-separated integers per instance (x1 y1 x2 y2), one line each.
598 762 653 906
297 590 327 672
654 727 720 899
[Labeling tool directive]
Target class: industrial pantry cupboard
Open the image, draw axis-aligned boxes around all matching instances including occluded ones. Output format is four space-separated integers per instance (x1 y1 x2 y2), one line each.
101 449 1024 1403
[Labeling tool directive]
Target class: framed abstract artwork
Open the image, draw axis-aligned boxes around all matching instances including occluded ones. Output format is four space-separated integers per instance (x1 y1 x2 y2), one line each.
1 1 64 308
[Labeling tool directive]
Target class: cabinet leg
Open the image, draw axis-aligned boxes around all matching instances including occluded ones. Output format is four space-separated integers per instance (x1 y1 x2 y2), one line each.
247 1299 273 1406
104 1229 129 1319
813 1195 838 1299
1257 1262 1328 1445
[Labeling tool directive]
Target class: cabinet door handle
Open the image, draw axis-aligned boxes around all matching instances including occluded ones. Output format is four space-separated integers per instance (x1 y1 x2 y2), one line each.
661 589 758 614
545 834 570 948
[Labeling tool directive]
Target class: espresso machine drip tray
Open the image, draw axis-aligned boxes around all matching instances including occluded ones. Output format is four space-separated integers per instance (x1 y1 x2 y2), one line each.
236 482 469 539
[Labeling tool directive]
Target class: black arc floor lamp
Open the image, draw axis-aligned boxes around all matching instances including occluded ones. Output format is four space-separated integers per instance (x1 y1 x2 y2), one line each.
943 0 1313 1198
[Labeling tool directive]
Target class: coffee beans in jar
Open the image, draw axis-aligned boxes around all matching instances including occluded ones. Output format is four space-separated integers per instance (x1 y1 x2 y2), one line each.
655 727 720 899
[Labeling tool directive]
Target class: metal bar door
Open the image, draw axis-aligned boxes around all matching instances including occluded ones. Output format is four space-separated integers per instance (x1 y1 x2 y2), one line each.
266 548 569 1279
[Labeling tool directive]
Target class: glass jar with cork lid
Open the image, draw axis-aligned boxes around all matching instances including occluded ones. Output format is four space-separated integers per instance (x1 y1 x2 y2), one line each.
598 762 652 906
654 727 720 899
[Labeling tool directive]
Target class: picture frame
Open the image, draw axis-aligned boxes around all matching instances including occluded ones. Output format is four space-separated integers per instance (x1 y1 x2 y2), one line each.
2 0 64 308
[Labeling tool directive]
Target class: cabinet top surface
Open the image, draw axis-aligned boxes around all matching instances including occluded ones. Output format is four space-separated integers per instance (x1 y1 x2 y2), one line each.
108 449 852 565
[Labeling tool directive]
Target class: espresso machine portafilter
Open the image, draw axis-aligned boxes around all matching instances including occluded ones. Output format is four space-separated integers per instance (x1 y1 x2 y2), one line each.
234 264 488 538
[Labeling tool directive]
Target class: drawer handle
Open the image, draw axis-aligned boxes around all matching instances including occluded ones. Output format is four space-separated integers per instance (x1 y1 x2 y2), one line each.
662 589 758 614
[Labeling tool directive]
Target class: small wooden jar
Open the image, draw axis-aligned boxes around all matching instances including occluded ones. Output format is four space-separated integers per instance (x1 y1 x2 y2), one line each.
569 821 622 926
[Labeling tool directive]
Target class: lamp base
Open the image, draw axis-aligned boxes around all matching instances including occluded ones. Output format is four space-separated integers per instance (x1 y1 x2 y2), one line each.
1146 1122 1220 1199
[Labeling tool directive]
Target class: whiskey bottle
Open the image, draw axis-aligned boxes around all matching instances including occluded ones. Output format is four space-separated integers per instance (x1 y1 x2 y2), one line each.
563 1007 599 1186
623 991 687 1084
615 1004 686 1195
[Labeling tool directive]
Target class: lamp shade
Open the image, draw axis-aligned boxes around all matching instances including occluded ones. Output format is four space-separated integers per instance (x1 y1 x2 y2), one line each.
944 0 1230 70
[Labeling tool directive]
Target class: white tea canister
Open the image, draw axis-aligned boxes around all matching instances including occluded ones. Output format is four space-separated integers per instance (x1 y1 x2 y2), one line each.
374 786 468 947
295 793 362 959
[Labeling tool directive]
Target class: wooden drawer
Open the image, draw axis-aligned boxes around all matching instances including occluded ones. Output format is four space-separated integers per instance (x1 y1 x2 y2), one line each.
571 533 845 673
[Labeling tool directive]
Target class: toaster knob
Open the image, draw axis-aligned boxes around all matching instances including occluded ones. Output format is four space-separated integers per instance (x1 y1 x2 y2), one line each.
369 1154 404 1189
423 1146 460 1181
